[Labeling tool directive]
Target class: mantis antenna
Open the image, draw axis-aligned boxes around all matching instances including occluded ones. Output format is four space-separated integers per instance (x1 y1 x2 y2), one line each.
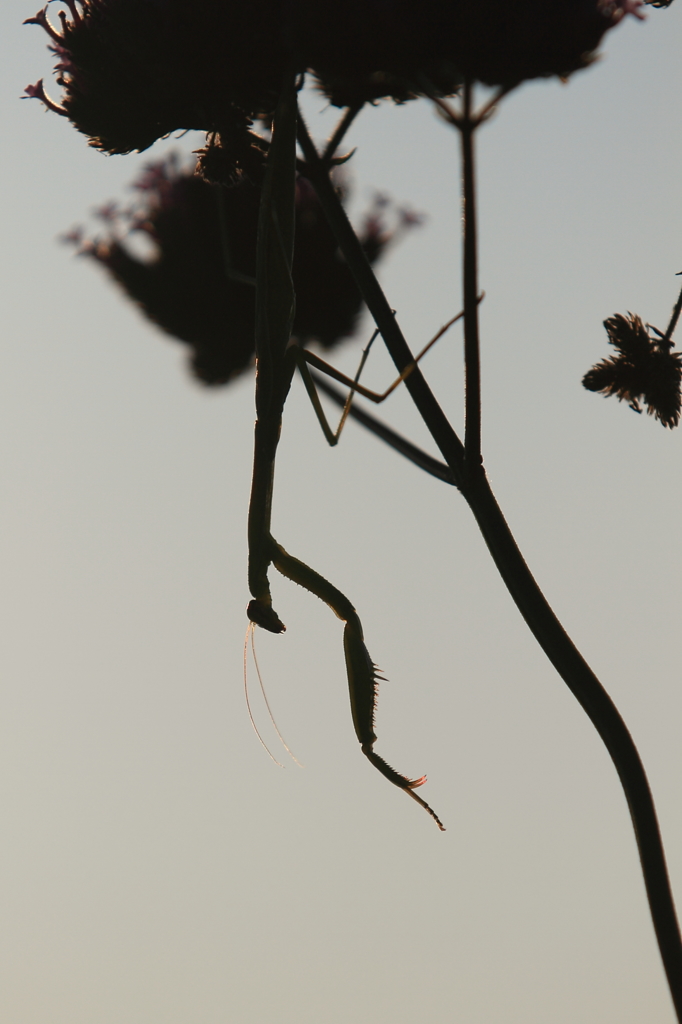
243 622 285 767
250 623 304 767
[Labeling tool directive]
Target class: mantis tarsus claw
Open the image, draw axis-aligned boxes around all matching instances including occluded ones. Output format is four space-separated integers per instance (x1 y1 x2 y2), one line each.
361 747 444 829
405 789 447 832
408 776 428 790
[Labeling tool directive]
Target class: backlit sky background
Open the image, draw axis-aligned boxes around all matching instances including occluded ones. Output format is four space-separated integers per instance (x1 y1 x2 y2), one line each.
1 3 682 1022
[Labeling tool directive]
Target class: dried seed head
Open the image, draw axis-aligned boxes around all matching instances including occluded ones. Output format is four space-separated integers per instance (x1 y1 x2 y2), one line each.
583 312 682 428
76 156 260 383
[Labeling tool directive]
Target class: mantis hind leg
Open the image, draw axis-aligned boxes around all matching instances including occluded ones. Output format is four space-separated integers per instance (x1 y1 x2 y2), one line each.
343 618 446 831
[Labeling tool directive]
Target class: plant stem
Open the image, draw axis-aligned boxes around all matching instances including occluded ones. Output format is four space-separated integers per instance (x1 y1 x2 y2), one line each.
454 124 682 1020
460 81 482 471
322 103 363 163
466 470 682 1019
662 275 682 347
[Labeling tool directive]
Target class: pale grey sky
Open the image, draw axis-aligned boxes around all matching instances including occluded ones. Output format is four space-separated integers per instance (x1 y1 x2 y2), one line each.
1 4 682 1022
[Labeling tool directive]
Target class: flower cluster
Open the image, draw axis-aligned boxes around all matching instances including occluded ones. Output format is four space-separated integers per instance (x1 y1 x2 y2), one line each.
68 154 420 384
25 1 647 162
582 312 682 428
25 0 287 156
299 0 646 106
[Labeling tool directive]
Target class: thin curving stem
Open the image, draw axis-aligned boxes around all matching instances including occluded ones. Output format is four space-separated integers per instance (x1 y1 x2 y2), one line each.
296 97 682 1020
465 469 682 1020
459 80 483 472
322 103 364 164
662 274 682 347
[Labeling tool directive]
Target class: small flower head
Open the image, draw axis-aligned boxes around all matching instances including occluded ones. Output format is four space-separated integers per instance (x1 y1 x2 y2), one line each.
195 127 270 189
583 312 682 428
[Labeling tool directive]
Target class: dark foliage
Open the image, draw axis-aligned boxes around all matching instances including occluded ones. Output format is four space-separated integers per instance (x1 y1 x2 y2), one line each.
25 1 646 163
69 156 414 385
301 0 639 106
583 312 682 428
25 0 288 156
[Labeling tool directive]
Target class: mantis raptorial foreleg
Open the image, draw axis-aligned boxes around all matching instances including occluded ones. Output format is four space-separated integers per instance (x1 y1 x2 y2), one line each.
271 541 445 830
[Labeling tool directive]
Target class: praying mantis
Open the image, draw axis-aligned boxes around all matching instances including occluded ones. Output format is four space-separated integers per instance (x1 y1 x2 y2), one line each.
245 74 458 830
241 77 682 1024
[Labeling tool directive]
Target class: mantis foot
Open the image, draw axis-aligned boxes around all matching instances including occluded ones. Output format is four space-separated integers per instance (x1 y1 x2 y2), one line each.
362 745 446 831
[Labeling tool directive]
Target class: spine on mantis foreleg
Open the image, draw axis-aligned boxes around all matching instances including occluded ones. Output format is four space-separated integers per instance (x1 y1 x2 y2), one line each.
271 540 445 830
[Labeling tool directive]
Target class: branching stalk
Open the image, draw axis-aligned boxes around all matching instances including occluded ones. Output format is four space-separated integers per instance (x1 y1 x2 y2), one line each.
322 103 363 163
297 103 682 1020
297 108 467 485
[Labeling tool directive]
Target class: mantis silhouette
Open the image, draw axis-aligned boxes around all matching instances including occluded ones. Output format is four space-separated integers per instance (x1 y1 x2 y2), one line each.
245 74 455 830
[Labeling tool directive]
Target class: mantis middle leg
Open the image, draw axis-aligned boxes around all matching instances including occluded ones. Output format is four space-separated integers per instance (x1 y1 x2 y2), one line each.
294 307 474 447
